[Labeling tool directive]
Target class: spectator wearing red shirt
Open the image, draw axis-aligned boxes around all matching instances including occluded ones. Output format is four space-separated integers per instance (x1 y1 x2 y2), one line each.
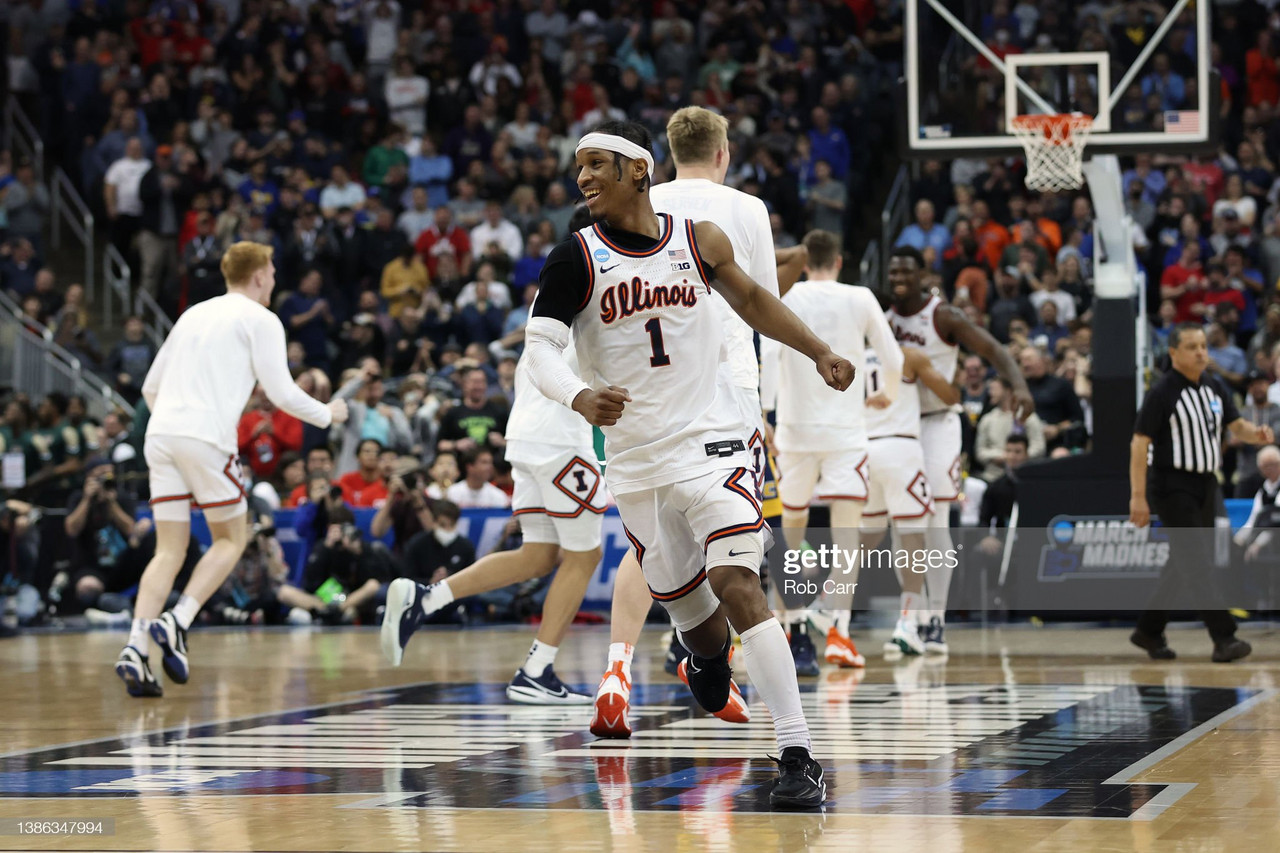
336 438 390 508
285 445 336 508
415 207 473 279
1201 261 1246 320
1160 242 1209 323
972 199 1011 271
237 390 304 479
1246 31 1280 109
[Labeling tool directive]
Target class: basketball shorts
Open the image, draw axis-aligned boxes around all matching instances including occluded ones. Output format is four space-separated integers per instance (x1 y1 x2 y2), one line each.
864 436 933 525
733 385 779 544
920 410 963 502
615 466 765 632
510 452 605 552
146 434 247 523
776 445 869 511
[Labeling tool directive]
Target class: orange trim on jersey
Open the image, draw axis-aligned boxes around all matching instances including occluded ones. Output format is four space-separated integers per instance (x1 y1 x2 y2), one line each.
870 434 921 441
195 496 244 509
551 455 604 516
685 219 712 285
816 494 868 502
890 508 933 520
149 493 193 505
782 500 812 511
862 510 888 518
650 567 708 602
512 507 545 516
704 517 766 549
623 525 645 567
573 231 596 312
723 468 761 514
593 213 675 257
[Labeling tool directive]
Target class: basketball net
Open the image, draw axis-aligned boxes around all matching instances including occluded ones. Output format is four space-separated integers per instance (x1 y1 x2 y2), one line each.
1009 113 1094 193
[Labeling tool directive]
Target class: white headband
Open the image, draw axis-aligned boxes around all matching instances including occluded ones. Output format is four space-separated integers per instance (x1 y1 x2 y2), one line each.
575 132 655 178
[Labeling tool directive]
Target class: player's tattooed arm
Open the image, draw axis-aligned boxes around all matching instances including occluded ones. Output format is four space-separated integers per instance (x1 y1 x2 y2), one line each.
904 348 961 406
693 220 854 392
935 303 1034 421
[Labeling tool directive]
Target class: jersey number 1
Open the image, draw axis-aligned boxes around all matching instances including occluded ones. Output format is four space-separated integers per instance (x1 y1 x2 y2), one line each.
644 318 671 367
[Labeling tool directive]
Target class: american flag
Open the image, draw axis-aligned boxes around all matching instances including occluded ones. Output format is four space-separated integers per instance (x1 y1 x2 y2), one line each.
1165 110 1201 134
668 248 687 260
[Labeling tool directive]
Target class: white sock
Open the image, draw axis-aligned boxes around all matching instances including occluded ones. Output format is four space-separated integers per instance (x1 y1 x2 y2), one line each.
924 512 954 621
522 640 558 677
608 642 634 682
423 581 455 615
128 618 150 655
739 619 812 752
172 594 201 630
899 591 925 625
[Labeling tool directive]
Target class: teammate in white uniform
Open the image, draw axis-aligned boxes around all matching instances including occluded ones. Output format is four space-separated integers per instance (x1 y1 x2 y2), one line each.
763 229 902 669
590 107 776 736
886 246 1033 653
524 121 852 809
381 341 605 704
116 242 349 697
862 346 962 655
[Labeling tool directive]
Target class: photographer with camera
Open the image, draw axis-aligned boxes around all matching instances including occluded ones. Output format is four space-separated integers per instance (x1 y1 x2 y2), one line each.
278 521 393 624
63 457 164 615
370 462 435 557
209 513 291 624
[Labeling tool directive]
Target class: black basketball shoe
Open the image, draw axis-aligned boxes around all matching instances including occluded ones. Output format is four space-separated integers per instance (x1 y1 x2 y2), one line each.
769 746 827 809
683 636 732 713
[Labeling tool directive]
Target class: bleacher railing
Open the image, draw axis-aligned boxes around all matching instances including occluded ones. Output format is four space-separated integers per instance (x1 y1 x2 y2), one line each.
102 244 133 329
134 287 173 349
49 168 95 305
880 165 911 279
4 96 44 185
0 290 131 421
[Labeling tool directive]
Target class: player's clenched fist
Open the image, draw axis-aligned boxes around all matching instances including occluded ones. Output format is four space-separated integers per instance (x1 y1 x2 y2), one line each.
816 352 855 391
572 386 631 426
327 398 350 424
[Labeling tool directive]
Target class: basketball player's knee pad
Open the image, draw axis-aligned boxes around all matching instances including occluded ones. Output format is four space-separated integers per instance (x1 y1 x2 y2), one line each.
706 530 764 575
659 583 720 634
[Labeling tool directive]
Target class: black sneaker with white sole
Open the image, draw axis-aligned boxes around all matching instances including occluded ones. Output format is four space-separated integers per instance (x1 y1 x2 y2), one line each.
683 637 732 713
115 645 163 698
149 612 189 684
769 746 827 809
506 665 592 705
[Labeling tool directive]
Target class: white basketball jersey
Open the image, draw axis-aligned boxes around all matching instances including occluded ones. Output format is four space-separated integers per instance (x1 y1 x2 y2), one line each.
767 279 901 451
650 179 779 397
570 214 747 494
504 339 594 466
888 295 960 416
864 349 921 439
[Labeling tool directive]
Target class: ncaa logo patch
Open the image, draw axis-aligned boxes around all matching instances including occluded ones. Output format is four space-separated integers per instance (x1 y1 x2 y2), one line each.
593 248 611 264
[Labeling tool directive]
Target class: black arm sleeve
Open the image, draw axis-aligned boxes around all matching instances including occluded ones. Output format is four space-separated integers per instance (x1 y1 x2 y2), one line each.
530 239 590 326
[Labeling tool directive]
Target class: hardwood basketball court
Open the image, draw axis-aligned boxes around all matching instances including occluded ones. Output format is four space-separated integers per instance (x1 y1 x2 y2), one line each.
1 624 1276 852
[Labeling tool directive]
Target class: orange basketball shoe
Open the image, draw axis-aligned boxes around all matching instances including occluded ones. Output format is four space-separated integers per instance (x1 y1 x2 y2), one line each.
677 647 752 724
590 661 632 739
824 627 866 668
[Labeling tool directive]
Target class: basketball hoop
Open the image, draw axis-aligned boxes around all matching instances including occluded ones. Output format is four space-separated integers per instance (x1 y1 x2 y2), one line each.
1009 113 1094 193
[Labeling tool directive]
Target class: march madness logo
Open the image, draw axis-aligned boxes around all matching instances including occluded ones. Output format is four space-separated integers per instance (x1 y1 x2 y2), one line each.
1038 514 1169 581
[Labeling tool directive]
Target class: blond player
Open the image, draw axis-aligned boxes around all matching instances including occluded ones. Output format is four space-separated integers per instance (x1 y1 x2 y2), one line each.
115 243 348 697
589 107 778 738
764 229 903 670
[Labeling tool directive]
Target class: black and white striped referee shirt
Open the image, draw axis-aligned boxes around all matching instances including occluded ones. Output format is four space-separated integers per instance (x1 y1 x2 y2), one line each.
1135 369 1240 474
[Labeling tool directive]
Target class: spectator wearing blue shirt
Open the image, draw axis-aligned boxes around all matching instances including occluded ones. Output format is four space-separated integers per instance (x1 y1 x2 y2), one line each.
238 160 281 216
1140 54 1186 112
457 276 505 347
807 106 851 181
895 199 952 270
1207 322 1247 388
279 270 336 370
511 233 546 292
407 135 454 209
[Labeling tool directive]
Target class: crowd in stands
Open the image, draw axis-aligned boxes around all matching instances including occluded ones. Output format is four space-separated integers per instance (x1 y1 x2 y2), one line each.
0 0 900 632
8 0 1280 632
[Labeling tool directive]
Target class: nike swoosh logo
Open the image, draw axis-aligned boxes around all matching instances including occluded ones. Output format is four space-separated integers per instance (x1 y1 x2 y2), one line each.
600 264 620 274
687 658 701 674
728 549 750 557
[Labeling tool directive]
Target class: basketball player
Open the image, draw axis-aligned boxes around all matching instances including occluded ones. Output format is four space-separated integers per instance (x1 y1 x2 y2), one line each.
380 338 605 705
886 245 1032 653
115 242 349 697
525 121 851 808
590 107 779 737
861 346 961 655
765 229 902 671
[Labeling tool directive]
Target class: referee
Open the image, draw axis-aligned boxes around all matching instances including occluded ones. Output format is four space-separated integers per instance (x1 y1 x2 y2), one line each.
1129 323 1270 662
